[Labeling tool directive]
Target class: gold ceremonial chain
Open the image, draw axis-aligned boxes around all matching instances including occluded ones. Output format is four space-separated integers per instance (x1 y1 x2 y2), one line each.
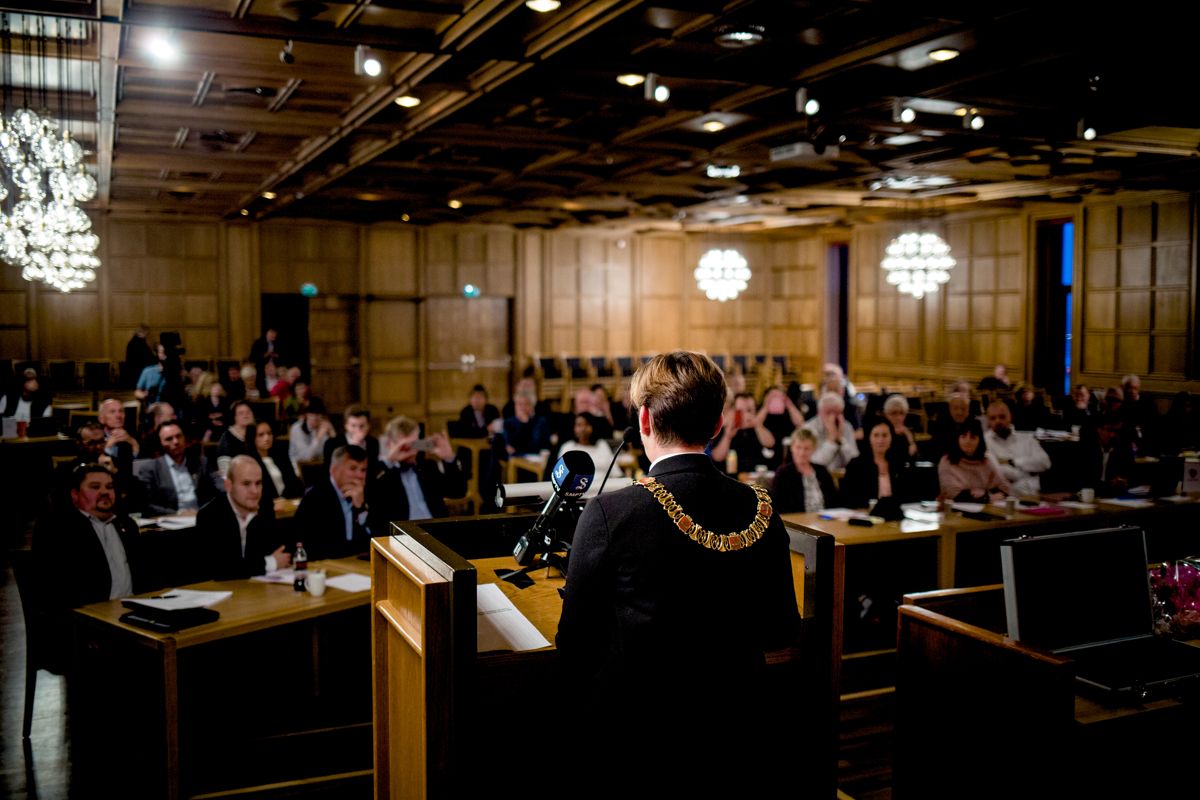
637 477 773 553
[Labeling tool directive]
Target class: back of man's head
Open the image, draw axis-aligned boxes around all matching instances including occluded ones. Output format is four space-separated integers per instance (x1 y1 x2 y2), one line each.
630 351 725 446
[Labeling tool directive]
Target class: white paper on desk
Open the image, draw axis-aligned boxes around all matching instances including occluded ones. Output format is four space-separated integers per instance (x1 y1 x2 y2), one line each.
123 588 232 611
1159 495 1193 504
476 583 550 653
155 515 197 530
326 573 371 593
134 516 158 528
1103 498 1155 508
251 569 294 584
815 508 862 520
950 502 986 513
1056 501 1096 509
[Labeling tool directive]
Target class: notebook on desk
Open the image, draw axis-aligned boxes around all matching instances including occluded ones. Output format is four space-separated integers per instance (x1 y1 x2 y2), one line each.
1000 526 1200 700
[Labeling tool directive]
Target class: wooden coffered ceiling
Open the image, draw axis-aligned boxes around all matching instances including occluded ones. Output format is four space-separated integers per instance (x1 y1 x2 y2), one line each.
4 0 1200 229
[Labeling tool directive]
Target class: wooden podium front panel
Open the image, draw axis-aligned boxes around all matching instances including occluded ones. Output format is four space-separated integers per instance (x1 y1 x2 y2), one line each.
372 536 454 800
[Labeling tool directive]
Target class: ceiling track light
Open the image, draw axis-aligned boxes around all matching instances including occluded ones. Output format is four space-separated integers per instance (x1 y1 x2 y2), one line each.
145 30 180 64
645 73 669 103
279 39 295 65
1078 119 1097 140
892 99 916 124
796 87 819 116
713 24 765 49
525 0 561 11
616 73 645 87
355 44 382 77
965 112 984 130
928 47 960 62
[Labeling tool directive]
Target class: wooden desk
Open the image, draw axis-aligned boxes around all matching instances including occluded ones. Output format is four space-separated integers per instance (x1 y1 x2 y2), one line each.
505 452 547 484
895 585 1196 799
71 557 372 800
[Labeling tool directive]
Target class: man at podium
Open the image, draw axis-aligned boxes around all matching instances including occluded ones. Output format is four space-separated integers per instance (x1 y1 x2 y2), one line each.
557 350 800 795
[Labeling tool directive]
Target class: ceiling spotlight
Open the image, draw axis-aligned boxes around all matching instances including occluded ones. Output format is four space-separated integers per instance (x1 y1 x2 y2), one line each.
954 107 968 117
525 0 561 11
261 191 277 200
448 199 463 209
355 45 382 77
239 208 249 216
401 213 411 222
1078 120 1097 140
706 164 741 179
967 113 985 130
701 119 726 133
645 73 670 102
928 47 961 62
616 73 646 87
279 39 295 65
714 24 765 49
145 30 180 64
900 106 916 124
796 87 819 116
395 95 421 107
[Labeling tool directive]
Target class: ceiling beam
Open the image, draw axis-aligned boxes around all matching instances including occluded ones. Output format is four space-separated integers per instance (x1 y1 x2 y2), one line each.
96 21 120 208
116 100 339 135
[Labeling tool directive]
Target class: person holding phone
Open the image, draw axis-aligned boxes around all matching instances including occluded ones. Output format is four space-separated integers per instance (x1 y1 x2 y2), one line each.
710 391 776 474
759 385 805 468
368 415 466 528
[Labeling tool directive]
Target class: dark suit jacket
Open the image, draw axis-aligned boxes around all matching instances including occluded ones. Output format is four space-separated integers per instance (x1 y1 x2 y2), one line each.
557 453 800 789
770 460 838 513
840 454 911 508
254 443 305 505
322 434 380 466
194 496 283 581
456 404 500 438
132 454 220 516
33 507 146 612
368 455 467 530
293 477 371 561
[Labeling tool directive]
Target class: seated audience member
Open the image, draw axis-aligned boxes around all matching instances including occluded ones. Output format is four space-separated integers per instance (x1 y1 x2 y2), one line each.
240 364 261 401
1 367 52 421
802 393 859 471
841 417 908 508
1083 413 1136 496
195 456 291 581
938 417 1012 502
35 464 147 619
196 382 229 442
139 401 178 457
556 414 623 478
457 384 500 438
759 386 805 461
186 367 215 403
502 377 552 418
220 364 246 403
770 428 837 514
930 392 973 459
252 420 304 509
984 401 1051 496
1012 386 1050 431
217 400 257 474
821 373 861 430
99 397 140 472
262 361 285 396
133 421 219 517
977 363 1012 392
949 378 973 397
1103 385 1124 414
50 423 110 507
502 391 550 456
369 416 466 527
1063 383 1098 431
711 391 777 473
571 387 613 441
134 342 168 405
281 377 306 417
323 404 380 465
1120 373 1158 451
294 444 373 560
592 383 630 432
289 398 335 463
882 394 919 461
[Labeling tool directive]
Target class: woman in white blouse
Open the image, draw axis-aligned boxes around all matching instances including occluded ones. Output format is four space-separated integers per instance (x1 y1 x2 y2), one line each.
555 414 623 478
253 420 304 511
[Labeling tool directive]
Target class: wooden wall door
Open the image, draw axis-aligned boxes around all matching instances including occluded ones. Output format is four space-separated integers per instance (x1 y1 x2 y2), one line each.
425 297 512 431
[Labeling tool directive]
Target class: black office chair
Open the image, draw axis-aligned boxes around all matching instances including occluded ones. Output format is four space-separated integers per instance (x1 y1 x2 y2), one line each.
12 549 55 739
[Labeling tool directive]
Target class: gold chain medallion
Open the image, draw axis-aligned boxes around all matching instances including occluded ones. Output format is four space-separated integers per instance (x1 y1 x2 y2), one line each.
637 477 772 553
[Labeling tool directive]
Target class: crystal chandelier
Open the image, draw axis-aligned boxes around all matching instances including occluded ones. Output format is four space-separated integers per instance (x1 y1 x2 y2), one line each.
0 16 101 293
694 248 751 302
880 231 955 299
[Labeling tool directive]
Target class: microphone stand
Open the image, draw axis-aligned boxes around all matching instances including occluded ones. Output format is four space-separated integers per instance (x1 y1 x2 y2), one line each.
496 501 577 586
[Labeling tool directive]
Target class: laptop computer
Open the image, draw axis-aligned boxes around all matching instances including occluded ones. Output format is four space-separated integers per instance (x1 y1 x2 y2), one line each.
1000 526 1200 700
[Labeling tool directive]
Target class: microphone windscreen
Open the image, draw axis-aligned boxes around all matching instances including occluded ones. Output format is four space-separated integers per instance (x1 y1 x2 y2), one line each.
550 450 596 497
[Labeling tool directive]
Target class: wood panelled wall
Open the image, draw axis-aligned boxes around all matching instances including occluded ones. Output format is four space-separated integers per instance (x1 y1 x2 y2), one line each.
1078 194 1193 382
9 193 1199 427
851 212 1029 385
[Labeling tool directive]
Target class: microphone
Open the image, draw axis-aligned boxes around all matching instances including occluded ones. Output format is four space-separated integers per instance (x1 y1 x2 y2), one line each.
512 450 595 566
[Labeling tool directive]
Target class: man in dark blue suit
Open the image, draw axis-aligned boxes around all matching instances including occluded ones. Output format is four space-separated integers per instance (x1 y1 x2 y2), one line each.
293 444 372 560
557 351 801 795
195 456 291 581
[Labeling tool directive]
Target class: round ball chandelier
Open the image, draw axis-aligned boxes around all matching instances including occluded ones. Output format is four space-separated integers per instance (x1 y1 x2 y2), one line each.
0 107 99 292
694 248 751 302
880 231 955 299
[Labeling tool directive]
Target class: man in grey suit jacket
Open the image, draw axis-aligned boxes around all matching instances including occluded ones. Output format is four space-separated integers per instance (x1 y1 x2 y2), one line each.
133 421 220 516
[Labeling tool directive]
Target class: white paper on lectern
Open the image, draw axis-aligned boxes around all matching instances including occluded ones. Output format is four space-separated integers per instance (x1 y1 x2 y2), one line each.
476 583 551 653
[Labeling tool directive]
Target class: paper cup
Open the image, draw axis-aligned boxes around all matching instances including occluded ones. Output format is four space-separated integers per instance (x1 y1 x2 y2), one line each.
1079 488 1095 503
307 570 327 597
